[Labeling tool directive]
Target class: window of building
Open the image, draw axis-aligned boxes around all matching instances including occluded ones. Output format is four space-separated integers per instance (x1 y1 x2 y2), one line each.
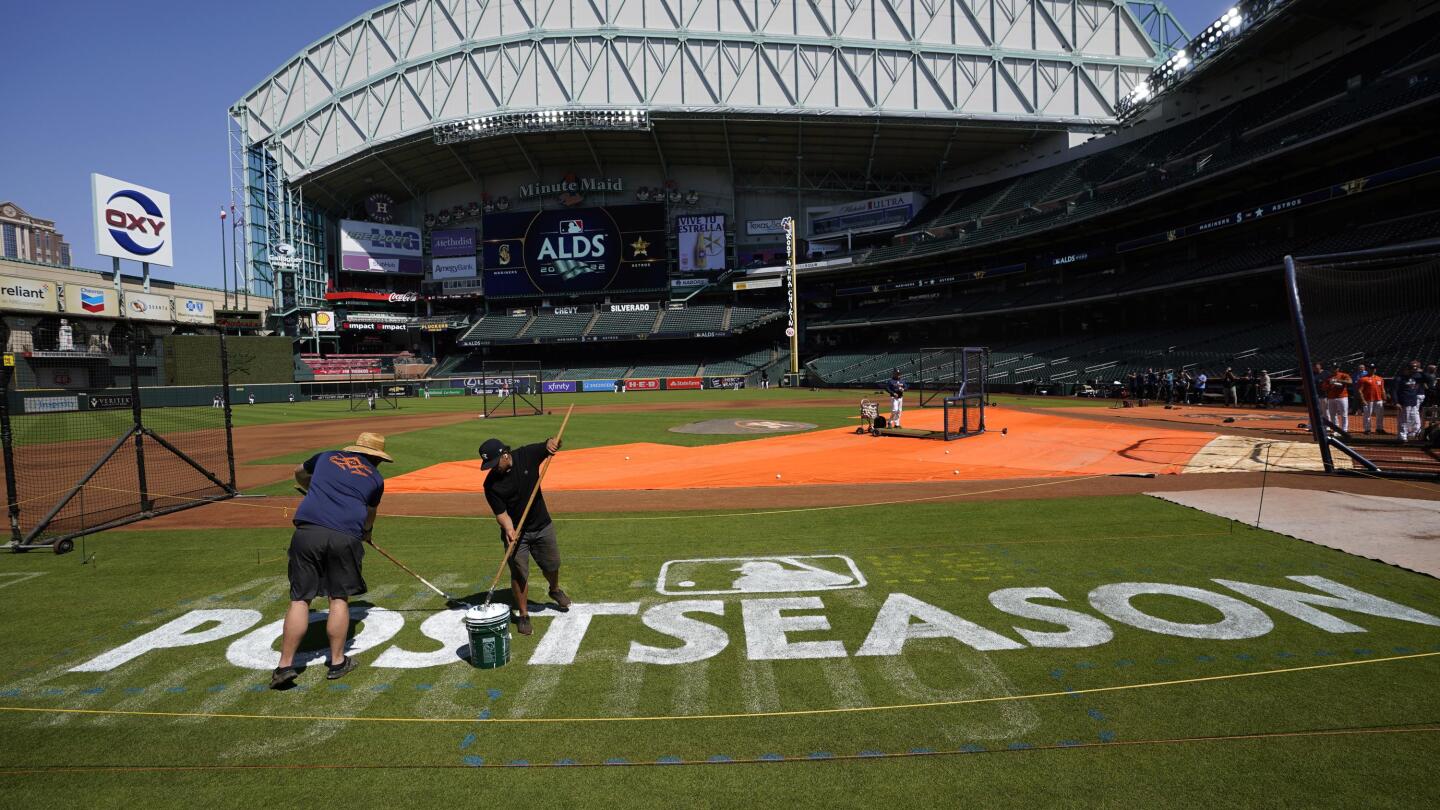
2 224 16 259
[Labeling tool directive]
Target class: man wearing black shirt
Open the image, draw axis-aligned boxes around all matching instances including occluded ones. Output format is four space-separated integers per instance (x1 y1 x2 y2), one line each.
478 435 570 636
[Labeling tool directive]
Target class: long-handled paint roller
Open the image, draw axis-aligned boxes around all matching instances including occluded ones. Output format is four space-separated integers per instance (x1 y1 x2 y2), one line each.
365 535 469 606
481 404 575 609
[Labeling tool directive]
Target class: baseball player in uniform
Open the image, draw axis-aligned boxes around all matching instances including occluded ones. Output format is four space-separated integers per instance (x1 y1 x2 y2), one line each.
885 370 906 428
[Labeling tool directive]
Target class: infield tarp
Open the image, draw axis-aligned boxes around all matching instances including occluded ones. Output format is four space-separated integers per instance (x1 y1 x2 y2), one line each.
387 408 1217 492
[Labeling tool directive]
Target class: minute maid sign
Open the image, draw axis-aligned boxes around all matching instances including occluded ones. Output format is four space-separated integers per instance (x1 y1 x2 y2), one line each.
69 555 1440 672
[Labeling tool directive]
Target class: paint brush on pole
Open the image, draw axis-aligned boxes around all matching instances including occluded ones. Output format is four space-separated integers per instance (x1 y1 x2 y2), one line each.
366 535 467 606
482 404 575 609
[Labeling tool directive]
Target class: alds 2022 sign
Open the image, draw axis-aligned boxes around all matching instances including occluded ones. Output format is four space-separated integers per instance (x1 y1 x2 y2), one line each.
482 204 666 295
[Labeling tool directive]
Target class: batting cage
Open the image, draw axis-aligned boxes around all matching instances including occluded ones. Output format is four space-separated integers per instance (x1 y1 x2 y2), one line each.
1285 247 1440 480
477 360 545 419
916 347 990 411
348 373 401 411
0 319 238 553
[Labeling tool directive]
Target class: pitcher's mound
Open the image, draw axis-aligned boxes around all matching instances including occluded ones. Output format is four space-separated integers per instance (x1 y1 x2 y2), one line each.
670 419 817 435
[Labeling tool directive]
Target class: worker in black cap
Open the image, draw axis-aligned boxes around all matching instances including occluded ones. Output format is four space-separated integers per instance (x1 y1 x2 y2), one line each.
477 435 570 636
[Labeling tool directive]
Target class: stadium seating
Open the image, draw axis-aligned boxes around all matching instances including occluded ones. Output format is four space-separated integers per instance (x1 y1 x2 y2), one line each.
299 354 396 379
627 363 701 378
654 305 727 334
523 312 593 340
456 315 532 343
588 310 660 337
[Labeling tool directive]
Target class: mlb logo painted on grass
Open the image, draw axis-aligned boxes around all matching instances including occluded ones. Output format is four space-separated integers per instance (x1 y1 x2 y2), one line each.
658 555 865 595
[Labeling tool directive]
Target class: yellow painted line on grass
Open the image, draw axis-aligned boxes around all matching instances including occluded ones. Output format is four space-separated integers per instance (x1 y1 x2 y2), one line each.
1 651 1435 727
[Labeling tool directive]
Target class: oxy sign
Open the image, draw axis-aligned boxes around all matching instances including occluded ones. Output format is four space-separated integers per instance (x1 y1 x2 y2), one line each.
92 174 173 267
70 562 1440 673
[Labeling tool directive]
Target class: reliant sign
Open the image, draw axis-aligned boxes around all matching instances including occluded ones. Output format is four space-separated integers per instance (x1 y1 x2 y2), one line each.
91 174 174 267
67 569 1440 672
0 276 58 313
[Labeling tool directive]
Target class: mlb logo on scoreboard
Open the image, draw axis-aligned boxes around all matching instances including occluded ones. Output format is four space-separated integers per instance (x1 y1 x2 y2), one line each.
560 220 584 234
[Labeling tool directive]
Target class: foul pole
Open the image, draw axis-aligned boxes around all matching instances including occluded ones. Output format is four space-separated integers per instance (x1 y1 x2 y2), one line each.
783 215 800 376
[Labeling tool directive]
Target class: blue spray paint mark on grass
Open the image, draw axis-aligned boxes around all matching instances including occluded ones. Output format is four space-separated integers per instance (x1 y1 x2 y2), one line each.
507 760 530 767
908 747 936 755
329 684 350 692
1234 653 1253 661
1058 740 1082 747
1393 646 1415 654
456 682 474 690
959 744 986 753
462 756 484 767
206 685 226 693
487 688 502 700
604 758 628 766
657 756 683 764
1098 731 1116 742
1155 657 1176 666
459 734 476 750
478 708 492 720
0 689 19 698
1007 743 1034 750
1114 659 1134 668
1048 669 1065 680
759 753 784 761
708 755 733 763
79 687 105 695
858 750 884 758
415 683 433 691
165 687 186 694
555 759 578 766
246 684 266 693
1086 709 1105 721
808 752 834 759
1195 655 1214 663
1353 648 1374 656
1275 651 1295 659
41 689 64 696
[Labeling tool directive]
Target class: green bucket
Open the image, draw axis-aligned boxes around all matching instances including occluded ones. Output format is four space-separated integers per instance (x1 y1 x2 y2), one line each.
464 604 512 669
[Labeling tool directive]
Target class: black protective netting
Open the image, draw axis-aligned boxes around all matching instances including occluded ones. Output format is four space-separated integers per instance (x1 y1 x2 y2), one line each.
1 318 234 544
1290 253 1440 472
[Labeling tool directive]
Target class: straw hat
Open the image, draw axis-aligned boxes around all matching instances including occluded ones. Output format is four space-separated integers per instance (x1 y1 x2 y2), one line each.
342 432 393 463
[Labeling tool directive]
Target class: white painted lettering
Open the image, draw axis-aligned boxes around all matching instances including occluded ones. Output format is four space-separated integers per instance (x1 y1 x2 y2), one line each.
70 609 262 672
371 608 468 668
628 600 727 665
224 607 405 670
529 603 640 665
857 593 1023 656
988 587 1114 648
1213 575 1440 634
1088 583 1273 640
742 597 847 660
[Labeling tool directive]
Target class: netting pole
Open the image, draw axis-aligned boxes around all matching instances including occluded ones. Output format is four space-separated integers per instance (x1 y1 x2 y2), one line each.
0 330 22 547
219 331 237 491
127 331 153 513
1283 256 1336 473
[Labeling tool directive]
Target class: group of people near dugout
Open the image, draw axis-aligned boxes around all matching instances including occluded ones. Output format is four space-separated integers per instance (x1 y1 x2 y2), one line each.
1316 360 1437 443
269 429 569 689
1123 367 1274 407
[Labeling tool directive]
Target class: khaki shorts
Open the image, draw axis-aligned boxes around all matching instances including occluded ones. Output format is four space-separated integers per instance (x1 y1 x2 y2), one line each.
502 522 560 584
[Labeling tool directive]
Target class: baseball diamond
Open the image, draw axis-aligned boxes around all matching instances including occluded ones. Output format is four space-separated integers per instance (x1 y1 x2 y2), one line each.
3 0 1440 806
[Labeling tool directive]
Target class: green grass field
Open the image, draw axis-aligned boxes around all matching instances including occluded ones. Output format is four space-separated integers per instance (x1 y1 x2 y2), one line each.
3 492 1439 807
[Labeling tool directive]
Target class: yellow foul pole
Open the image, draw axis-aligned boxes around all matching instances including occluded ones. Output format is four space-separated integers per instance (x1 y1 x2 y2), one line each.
782 215 800 376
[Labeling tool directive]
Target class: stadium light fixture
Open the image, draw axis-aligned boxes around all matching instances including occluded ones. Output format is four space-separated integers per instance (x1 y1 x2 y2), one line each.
435 107 652 144
1116 1 1263 121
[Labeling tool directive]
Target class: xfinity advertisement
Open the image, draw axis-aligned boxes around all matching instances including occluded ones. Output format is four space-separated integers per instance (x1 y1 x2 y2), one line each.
482 204 666 295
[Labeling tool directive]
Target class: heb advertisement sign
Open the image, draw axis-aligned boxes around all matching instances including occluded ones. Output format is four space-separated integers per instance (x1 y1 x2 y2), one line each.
665 377 703 390
543 381 578 394
625 378 660 391
175 297 214 325
340 219 422 275
63 285 118 317
124 291 171 322
0 276 58 313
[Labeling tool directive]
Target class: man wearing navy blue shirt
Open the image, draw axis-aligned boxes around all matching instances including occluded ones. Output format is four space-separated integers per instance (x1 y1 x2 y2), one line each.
271 432 393 689
885 370 906 428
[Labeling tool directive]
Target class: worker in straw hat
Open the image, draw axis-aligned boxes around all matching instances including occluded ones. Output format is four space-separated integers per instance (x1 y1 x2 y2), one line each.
271 432 393 689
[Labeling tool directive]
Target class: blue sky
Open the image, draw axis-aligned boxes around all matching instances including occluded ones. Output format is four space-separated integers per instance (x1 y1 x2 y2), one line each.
1 1 1229 290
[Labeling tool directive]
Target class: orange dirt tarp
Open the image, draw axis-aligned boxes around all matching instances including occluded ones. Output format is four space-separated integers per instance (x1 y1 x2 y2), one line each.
386 407 1216 493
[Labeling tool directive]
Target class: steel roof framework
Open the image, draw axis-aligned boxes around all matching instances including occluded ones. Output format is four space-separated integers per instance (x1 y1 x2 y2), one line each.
232 0 1182 182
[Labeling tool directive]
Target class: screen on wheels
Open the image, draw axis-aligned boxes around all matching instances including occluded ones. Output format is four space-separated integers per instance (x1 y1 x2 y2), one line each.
481 204 667 295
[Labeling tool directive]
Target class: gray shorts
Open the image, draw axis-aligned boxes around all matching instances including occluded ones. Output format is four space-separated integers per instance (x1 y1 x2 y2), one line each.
288 522 366 601
503 522 560 584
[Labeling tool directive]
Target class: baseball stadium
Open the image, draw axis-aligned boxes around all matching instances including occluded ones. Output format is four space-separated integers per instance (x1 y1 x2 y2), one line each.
3 0 1440 805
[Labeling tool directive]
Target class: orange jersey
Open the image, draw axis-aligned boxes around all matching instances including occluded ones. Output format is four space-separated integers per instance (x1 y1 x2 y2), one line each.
1321 372 1352 399
1357 374 1386 402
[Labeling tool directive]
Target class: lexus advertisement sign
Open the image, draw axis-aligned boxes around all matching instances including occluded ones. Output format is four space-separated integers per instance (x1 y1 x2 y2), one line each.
482 204 666 295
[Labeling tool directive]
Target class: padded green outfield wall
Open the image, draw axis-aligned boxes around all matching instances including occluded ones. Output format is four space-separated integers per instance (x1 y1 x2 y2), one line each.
163 335 294 385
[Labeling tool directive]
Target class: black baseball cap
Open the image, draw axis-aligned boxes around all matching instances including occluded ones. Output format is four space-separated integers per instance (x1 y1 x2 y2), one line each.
478 438 510 470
